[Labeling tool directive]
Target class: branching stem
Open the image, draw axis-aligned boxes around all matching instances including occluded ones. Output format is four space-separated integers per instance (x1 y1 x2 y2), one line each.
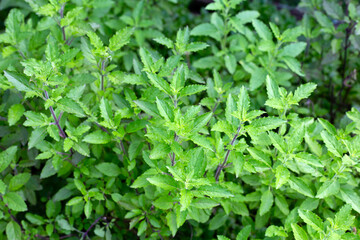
214 125 241 181
44 91 67 138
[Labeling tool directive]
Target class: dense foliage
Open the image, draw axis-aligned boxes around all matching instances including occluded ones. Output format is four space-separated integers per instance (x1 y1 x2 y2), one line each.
0 0 360 239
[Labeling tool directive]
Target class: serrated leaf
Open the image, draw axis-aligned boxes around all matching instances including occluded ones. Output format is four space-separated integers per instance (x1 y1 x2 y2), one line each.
275 165 290 189
288 176 314 197
186 42 209 52
4 71 32 92
8 104 25 126
291 223 309 240
320 130 343 157
83 130 111 144
282 56 304 76
147 175 178 190
109 27 134 51
179 84 207 97
0 146 17 172
316 179 340 199
3 192 27 212
153 36 173 49
28 127 47 149
95 163 121 177
334 204 354 231
298 209 323 232
340 187 360 214
146 72 171 95
6 222 22 240
293 83 317 102
252 19 272 40
9 173 31 191
279 42 307 58
259 190 273 216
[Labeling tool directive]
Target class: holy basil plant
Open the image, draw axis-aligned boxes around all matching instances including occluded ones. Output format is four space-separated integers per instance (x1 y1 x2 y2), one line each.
0 0 360 239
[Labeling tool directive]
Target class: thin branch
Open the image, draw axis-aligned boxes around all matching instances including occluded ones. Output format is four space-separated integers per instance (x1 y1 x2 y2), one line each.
81 216 105 240
100 59 107 91
44 91 67 138
59 4 67 42
214 126 241 181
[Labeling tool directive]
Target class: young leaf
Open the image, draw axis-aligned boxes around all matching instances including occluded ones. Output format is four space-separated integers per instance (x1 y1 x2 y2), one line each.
95 163 121 177
109 27 134 51
83 130 111 144
259 190 273 216
291 223 309 240
3 192 28 212
298 209 323 233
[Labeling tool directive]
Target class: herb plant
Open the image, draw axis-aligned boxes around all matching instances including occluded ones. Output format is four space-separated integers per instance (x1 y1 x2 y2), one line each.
0 0 360 239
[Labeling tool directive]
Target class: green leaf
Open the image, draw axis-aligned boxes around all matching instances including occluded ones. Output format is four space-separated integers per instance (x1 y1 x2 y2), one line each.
314 11 334 32
191 23 218 38
320 130 343 157
147 175 178 190
95 163 121 177
57 98 85 118
224 54 237 74
100 98 113 122
269 131 286 153
340 187 360 214
8 104 25 126
195 185 233 198
259 190 273 216
316 179 340 199
134 100 160 118
288 176 314 197
3 192 27 212
109 27 134 51
4 71 32 92
166 211 178 237
6 222 22 240
282 57 304 76
189 148 206 178
275 165 290 189
236 10 260 24
294 152 323 167
180 189 193 211
236 225 252 240
191 198 219 209
0 146 17 172
265 225 288 237
146 73 171 95
154 36 174 49
87 31 103 49
9 173 31 191
179 84 207 97
293 83 317 102
334 204 354 231
252 19 272 40
291 223 309 240
84 201 92 219
28 127 47 149
247 148 272 168
279 42 307 58
156 97 174 122
298 209 323 232
67 196 84 206
318 118 337 136
83 130 111 144
186 42 209 52
209 212 227 230
266 75 280 99
153 196 174 210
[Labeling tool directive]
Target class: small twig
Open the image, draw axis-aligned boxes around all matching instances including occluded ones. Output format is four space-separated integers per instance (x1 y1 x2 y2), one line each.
206 97 221 126
214 126 241 181
81 216 105 240
59 4 67 42
100 59 107 91
44 91 67 138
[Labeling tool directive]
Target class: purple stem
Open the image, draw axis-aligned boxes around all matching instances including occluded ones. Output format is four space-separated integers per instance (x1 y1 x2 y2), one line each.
81 216 105 240
44 91 67 138
214 126 241 181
